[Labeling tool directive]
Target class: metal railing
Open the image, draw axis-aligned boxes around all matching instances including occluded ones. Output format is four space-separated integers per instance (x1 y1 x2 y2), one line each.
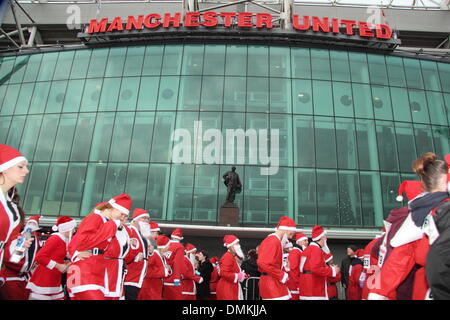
242 277 261 300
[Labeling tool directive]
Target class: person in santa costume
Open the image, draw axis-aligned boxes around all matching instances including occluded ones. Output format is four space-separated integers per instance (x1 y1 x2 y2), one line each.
425 154 450 300
208 256 219 300
287 232 308 300
104 203 133 300
325 253 341 300
0 144 30 268
162 228 186 300
123 208 150 300
216 235 247 300
181 243 203 300
0 215 41 300
369 153 449 300
26 216 76 300
361 228 385 300
347 249 364 300
138 235 171 300
257 216 297 300
67 194 132 300
298 225 340 300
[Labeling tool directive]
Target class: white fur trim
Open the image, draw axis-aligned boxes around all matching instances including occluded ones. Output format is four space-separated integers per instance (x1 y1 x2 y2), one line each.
57 220 76 233
299 296 328 300
263 293 291 300
29 292 64 300
281 272 289 284
312 231 326 241
69 284 106 294
0 156 28 172
368 293 388 300
225 238 239 248
390 213 423 247
132 213 149 221
277 226 297 231
26 282 63 295
396 195 404 202
325 255 333 263
171 235 183 240
112 219 121 228
296 237 308 243
331 266 336 277
108 199 129 215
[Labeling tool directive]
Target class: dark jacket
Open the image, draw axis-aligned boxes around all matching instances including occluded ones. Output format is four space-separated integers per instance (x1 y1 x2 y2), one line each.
241 257 260 278
426 199 450 300
340 256 351 288
196 260 213 300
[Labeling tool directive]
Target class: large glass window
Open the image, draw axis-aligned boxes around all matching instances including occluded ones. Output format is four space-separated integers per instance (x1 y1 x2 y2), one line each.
3 44 449 228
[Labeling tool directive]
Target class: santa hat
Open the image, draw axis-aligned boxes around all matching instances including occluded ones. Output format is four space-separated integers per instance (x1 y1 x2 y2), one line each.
223 235 239 248
150 221 160 232
324 253 333 263
156 235 170 249
171 228 183 240
52 216 76 233
356 249 365 259
396 180 423 202
108 193 132 215
284 241 293 250
294 232 308 243
275 216 297 232
445 154 450 167
312 225 326 241
132 208 149 221
0 144 28 173
185 243 197 253
210 257 218 265
27 215 41 225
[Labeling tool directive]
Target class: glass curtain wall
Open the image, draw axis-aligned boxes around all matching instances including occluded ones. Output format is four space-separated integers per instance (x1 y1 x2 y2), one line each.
1 44 449 228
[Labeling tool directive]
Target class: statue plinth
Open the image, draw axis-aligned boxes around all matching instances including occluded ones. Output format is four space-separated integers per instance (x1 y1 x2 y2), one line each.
218 203 240 227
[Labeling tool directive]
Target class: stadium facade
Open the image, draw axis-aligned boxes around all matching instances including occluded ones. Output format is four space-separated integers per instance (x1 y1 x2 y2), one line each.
0 1 449 248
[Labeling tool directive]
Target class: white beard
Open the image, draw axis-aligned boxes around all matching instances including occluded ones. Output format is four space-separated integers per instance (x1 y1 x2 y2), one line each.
281 233 289 248
234 245 245 260
322 241 330 254
301 245 307 251
139 221 151 238
189 253 197 266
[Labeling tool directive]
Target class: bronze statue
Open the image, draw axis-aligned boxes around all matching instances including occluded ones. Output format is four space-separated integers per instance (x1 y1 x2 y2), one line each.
223 166 242 205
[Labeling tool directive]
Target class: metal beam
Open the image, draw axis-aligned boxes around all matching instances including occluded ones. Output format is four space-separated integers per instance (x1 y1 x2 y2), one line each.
0 28 21 48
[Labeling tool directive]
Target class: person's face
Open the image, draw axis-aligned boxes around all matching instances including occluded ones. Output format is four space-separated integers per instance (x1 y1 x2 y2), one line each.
150 231 159 240
138 216 150 224
120 213 129 225
298 239 309 247
197 252 205 262
1 161 29 186
106 208 123 220
347 248 355 257
286 231 296 239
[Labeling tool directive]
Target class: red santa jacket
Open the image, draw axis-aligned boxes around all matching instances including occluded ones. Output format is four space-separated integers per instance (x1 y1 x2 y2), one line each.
1 230 40 282
327 272 342 299
103 225 132 298
216 251 242 300
181 256 202 297
298 242 336 300
124 226 148 288
0 193 21 267
370 236 429 300
257 233 290 300
139 250 170 300
66 212 120 296
164 240 185 285
26 233 67 295
209 265 219 296
362 238 381 300
287 247 302 295
348 258 363 300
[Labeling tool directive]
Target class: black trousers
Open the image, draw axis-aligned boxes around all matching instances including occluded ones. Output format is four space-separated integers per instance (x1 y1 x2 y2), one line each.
124 285 140 300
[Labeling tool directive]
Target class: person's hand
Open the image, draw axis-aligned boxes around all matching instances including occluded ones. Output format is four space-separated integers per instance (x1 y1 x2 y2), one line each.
130 238 139 250
23 238 34 250
77 251 93 260
198 277 204 284
237 272 247 282
148 244 155 254
332 265 341 274
56 263 69 273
